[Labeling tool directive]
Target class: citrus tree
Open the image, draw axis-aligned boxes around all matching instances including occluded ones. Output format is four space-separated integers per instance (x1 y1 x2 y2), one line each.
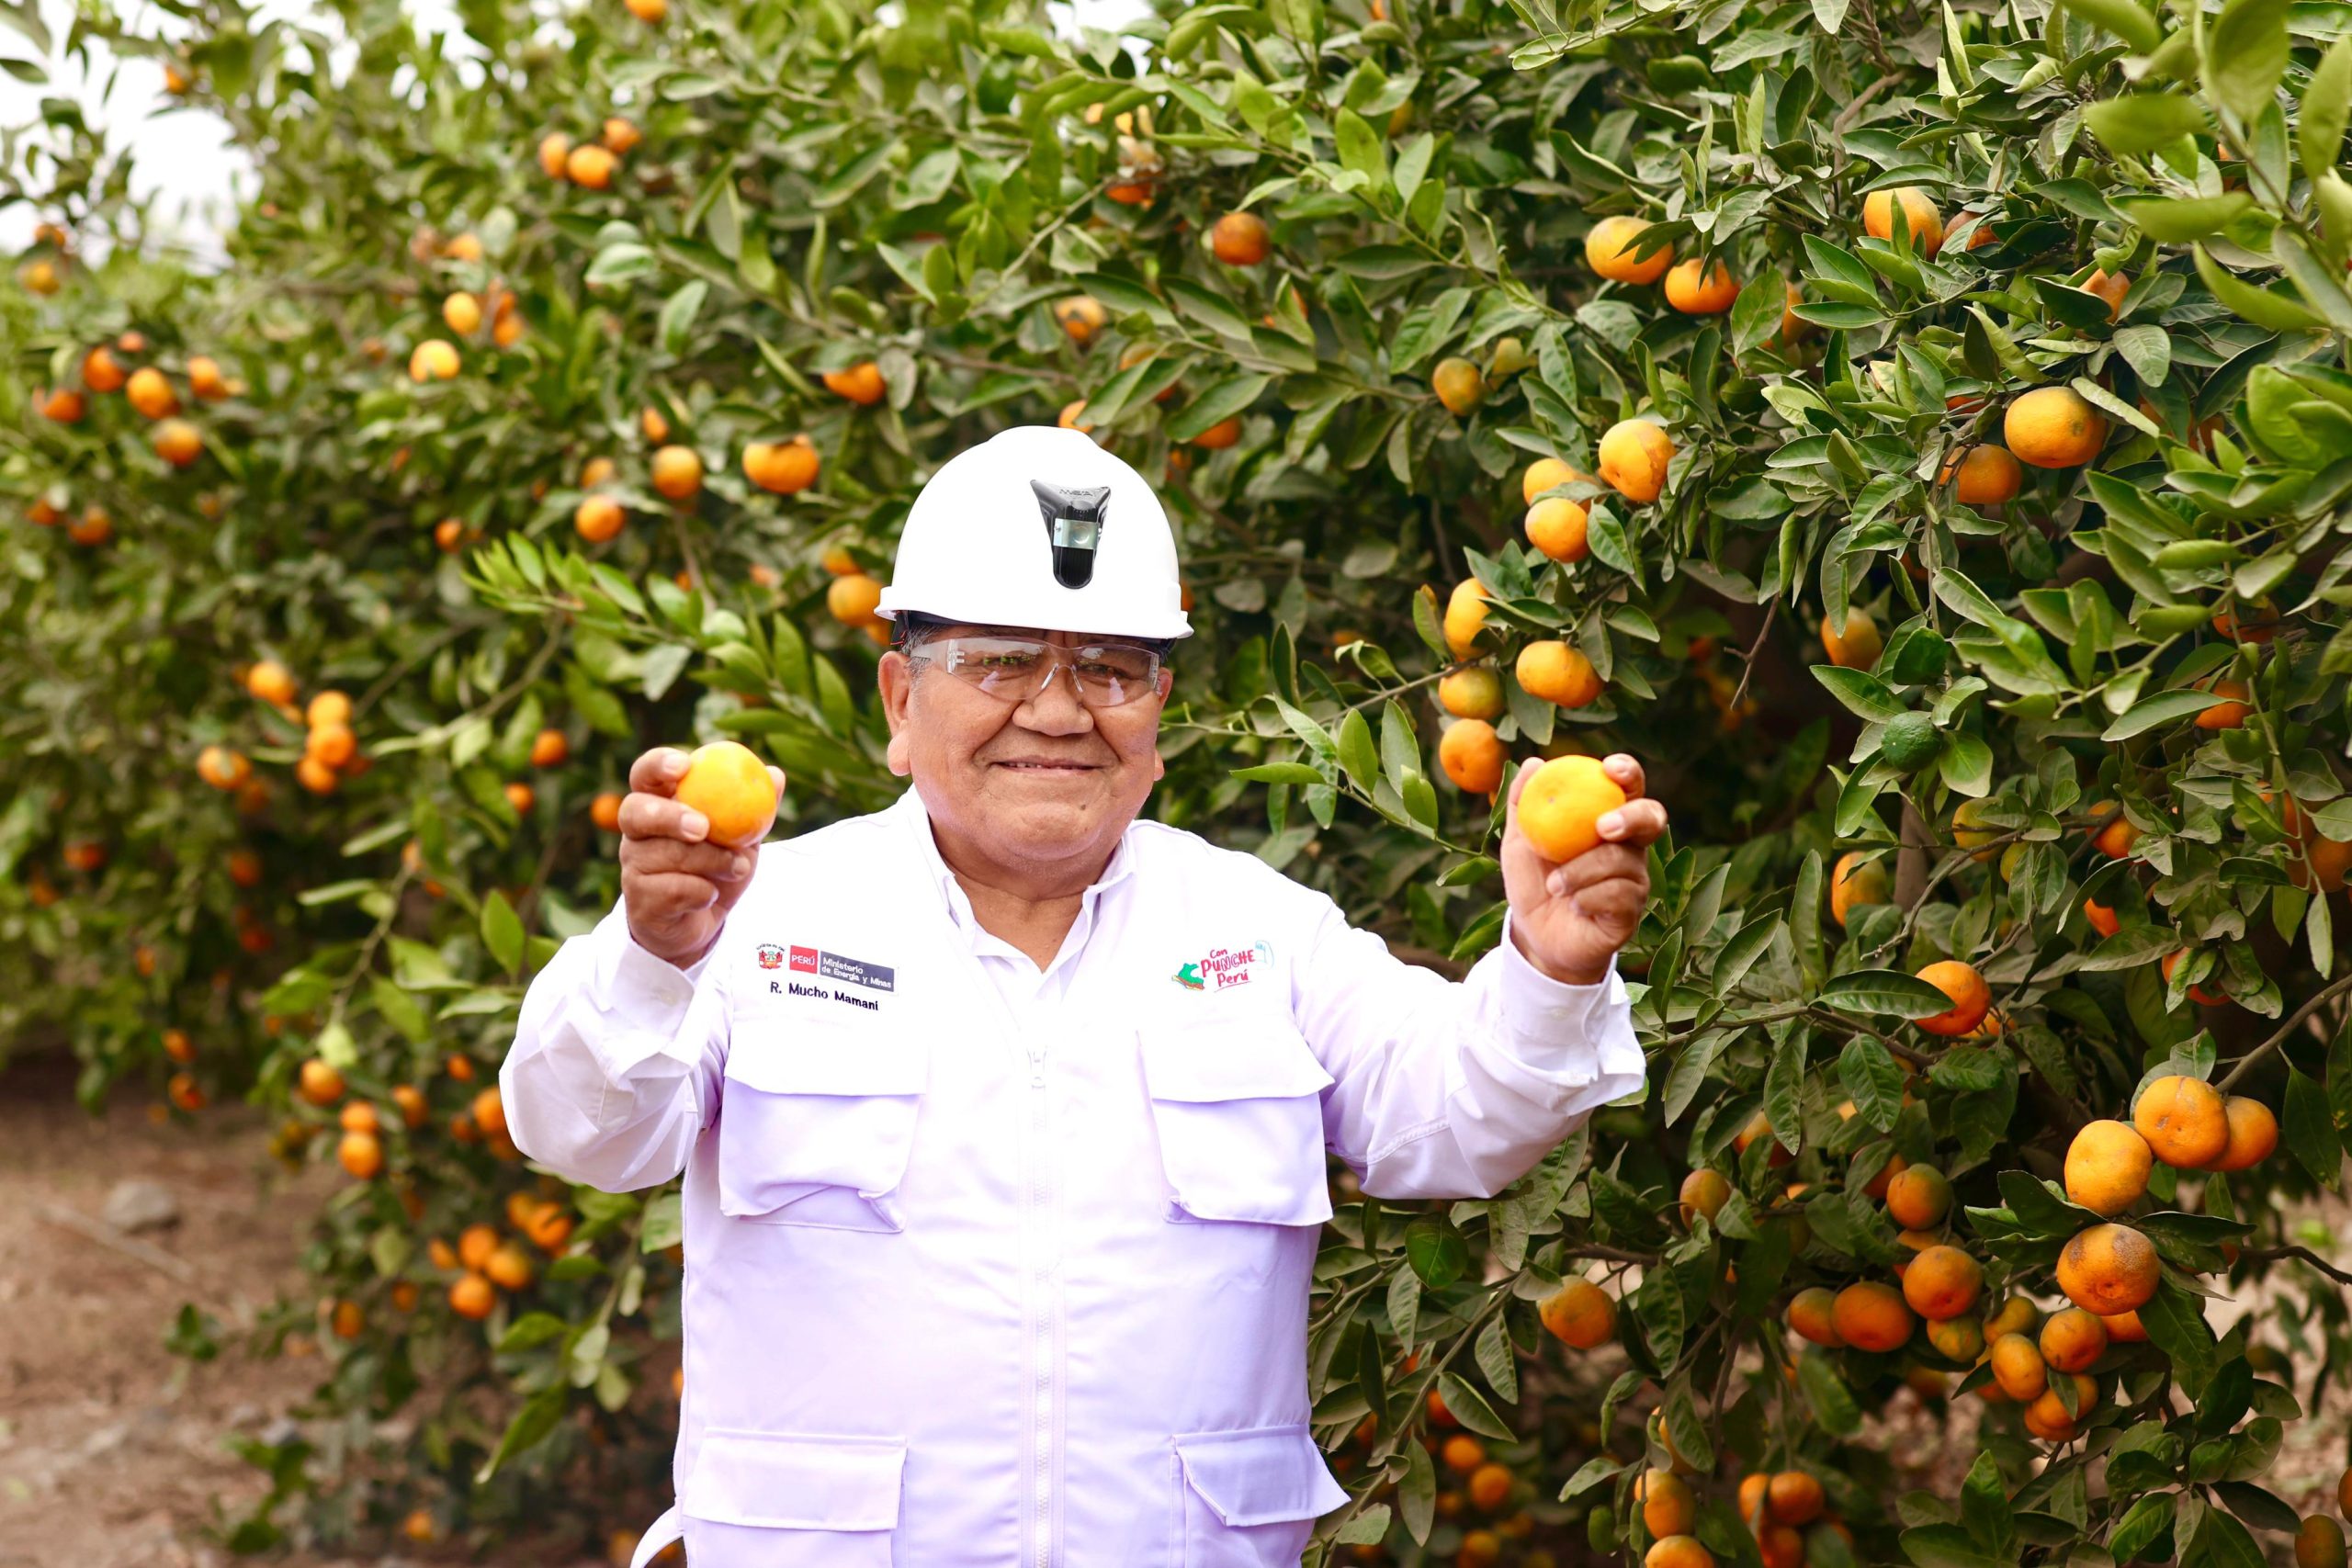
7 0 2352 1561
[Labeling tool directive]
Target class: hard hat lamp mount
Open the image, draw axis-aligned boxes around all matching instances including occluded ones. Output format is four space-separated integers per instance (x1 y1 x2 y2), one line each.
1030 479 1113 590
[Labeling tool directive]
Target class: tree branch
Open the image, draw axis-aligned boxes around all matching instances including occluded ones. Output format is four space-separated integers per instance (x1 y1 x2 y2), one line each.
2216 972 2352 1090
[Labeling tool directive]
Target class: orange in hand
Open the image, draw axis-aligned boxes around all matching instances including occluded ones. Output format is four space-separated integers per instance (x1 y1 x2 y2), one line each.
1517 755 1627 863
673 741 780 847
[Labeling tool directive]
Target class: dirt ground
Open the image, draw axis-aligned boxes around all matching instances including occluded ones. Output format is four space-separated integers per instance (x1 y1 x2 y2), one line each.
2 1049 2347 1566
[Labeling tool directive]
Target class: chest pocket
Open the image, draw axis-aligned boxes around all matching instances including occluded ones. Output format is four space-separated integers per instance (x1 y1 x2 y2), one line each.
1137 1017 1336 1228
719 1011 925 1235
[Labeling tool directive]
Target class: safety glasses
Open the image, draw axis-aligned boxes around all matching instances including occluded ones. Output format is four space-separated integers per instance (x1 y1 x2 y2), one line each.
910 635 1165 709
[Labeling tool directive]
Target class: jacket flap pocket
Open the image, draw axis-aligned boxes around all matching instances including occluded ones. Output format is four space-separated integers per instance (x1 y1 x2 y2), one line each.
684 1430 906 1529
726 1028 926 1098
1139 1020 1335 1104
1174 1426 1350 1527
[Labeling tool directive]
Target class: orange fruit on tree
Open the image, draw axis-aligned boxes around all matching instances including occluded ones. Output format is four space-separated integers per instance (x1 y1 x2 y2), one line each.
83 344 127 392
1524 495 1590 563
581 454 616 488
1521 457 1587 506
163 1028 196 1064
1737 1473 1770 1523
1442 579 1489 659
1598 419 1675 503
2039 1307 2109 1373
1585 215 1673 283
1831 1280 1915 1351
2296 1517 2347 1568
1862 186 1944 254
1431 356 1486 415
2004 386 2108 468
2205 1095 2278 1171
1646 1538 1713 1568
537 131 571 178
197 744 251 791
40 387 86 423
1984 1300 2042 1345
442 231 484 261
485 1242 535 1292
166 1072 206 1112
2064 1120 2153 1215
1442 1433 1487 1473
449 1273 496 1320
674 740 780 846
1788 1286 1843 1347
1943 445 2021 506
1901 1245 1984 1320
1885 1165 1951 1229
2160 949 2228 1006
1438 719 1505 795
1767 1472 1824 1527
408 339 459 382
1538 1278 1616 1348
1915 960 1990 1035
1466 1461 1512 1512
530 728 569 768
503 781 534 813
1517 640 1603 708
1518 754 1626 863
391 1085 428 1129
1829 851 1889 927
1210 211 1272 265
1989 1333 2048 1400
443 291 481 334
2100 1309 2147 1342
458 1223 500 1271
1859 1149 1907 1200
2083 897 2120 937
1637 1470 1696 1538
306 723 356 769
2194 679 2250 730
650 445 704 502
2022 1373 2098 1441
471 1086 506 1139
591 791 625 831
330 1299 365 1339
565 142 617 188
1053 295 1108 345
339 1100 379 1134
2133 1074 2229 1166
1192 415 1243 449
822 361 888 405
1759 1526 1804 1568
1679 1168 1730 1226
1819 607 1882 669
828 572 884 626
2087 800 2139 859
601 116 641 153
306 690 350 728
1926 1314 1983 1363
299 1058 345 1105
744 434 822 494
2083 268 2130 319
338 1129 383 1179
187 355 230 400
246 659 297 705
2211 598 2280 643
1439 667 1506 721
574 495 625 542
153 417 205 469
2055 1223 2160 1314
1664 259 1738 314
126 365 178 418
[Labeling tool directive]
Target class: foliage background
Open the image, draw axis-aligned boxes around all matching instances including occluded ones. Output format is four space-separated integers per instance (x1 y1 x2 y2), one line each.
6 0 2352 1560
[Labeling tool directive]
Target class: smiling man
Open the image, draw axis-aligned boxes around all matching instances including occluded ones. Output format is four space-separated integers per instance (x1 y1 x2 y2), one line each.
501 423 1667 1568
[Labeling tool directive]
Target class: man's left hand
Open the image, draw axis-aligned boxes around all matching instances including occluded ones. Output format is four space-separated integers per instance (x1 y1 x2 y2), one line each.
1500 754 1668 987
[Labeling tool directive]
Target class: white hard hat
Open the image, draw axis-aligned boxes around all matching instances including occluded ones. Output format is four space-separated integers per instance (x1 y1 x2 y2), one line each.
876 425 1192 640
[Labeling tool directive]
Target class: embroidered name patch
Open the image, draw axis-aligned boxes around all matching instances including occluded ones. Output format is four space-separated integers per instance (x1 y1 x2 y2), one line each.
1174 942 1272 992
786 944 896 993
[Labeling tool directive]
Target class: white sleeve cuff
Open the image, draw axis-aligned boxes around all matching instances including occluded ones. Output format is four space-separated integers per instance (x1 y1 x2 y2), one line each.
1482 912 1645 1110
578 908 717 1081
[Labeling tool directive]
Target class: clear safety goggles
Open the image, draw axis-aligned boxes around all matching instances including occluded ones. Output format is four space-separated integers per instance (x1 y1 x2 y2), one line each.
910 634 1164 709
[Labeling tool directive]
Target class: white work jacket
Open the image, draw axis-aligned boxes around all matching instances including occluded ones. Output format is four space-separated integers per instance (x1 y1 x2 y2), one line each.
502 786 1642 1568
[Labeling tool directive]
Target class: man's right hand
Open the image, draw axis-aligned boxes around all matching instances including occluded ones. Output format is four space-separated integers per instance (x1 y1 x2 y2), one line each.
619 747 786 969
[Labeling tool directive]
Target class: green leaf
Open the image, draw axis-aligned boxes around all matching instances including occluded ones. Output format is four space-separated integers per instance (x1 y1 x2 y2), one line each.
2101 688 2228 740
2084 94 2209 155
1405 1215 1468 1287
2139 1280 2220 1395
1902 1523 2006 1568
1167 373 1271 441
1233 761 1326 785
1813 666 1906 722
2302 33 2352 185
2114 192 2254 243
1817 969 1960 1019
2194 245 2327 333
481 890 525 973
2283 1066 2342 1189
476 1387 565 1483
1839 1035 1907 1130
2202 0 2290 126
1337 709 1379 790
2057 0 2162 50
657 279 707 356
497 1312 571 1353
1437 1371 1515 1440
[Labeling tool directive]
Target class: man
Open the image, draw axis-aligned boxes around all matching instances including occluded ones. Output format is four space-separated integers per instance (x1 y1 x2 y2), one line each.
502 424 1667 1568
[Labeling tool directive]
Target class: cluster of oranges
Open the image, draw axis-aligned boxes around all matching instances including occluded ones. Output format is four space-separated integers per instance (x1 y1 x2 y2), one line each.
25 331 235 544
537 114 642 193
